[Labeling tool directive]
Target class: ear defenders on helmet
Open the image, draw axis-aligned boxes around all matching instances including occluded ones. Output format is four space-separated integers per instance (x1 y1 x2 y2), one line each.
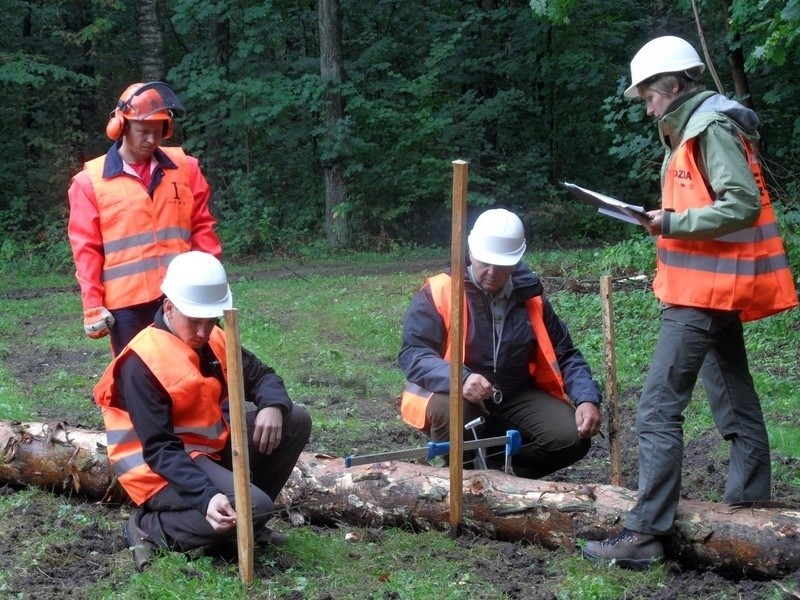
105 113 174 141
105 114 126 141
105 82 181 141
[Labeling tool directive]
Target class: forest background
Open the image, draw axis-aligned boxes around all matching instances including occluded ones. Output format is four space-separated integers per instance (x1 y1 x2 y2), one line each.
2 2 800 597
2 0 800 267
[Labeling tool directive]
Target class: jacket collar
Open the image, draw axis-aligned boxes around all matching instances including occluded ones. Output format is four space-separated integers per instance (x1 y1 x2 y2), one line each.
101 143 179 179
658 90 714 148
453 262 544 302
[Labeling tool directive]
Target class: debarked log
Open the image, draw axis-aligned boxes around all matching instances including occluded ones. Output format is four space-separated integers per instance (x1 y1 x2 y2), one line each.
0 420 129 503
2 420 798 578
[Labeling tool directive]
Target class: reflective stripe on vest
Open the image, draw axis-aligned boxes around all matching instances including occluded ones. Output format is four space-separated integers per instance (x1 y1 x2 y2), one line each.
400 273 567 430
85 146 194 309
657 135 797 322
94 326 229 505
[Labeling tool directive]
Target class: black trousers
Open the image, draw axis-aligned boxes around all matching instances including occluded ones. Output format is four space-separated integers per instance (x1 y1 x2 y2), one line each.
140 405 311 552
425 387 589 479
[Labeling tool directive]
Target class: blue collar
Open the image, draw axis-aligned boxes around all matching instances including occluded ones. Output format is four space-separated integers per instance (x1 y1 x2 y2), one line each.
101 143 179 178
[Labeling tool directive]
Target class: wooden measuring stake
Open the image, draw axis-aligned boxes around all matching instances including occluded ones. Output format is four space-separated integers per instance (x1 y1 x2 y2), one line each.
599 276 622 486
223 308 254 584
448 159 468 537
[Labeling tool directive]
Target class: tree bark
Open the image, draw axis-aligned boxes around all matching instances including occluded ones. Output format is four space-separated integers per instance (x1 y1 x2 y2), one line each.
2 421 798 578
138 0 165 81
0 421 127 503
720 0 754 109
318 0 350 248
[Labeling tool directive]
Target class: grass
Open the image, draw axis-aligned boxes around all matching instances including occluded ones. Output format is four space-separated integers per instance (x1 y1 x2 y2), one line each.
0 244 798 598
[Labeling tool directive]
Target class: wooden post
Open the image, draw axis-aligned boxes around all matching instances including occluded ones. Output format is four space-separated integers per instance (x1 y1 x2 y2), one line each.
223 308 254 584
599 276 622 486
449 160 468 536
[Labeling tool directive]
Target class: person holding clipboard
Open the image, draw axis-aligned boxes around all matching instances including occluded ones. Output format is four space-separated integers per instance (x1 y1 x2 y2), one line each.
582 35 798 570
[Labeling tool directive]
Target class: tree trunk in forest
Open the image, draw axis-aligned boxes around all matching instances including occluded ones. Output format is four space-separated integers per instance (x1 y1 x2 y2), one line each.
318 0 350 248
719 0 753 109
2 420 799 578
138 0 165 81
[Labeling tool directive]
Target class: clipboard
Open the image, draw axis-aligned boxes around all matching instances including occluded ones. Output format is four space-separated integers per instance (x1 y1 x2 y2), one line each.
562 181 652 225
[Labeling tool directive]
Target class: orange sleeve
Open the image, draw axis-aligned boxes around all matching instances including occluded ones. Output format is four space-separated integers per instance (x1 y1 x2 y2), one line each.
186 155 222 258
67 170 106 310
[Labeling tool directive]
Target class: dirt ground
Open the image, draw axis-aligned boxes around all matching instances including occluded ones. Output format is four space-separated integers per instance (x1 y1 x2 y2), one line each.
2 259 799 599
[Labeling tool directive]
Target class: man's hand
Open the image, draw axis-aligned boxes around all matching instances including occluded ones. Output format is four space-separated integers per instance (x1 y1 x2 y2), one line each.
462 373 493 405
575 402 601 439
635 209 663 236
253 406 283 454
83 306 115 339
205 493 237 531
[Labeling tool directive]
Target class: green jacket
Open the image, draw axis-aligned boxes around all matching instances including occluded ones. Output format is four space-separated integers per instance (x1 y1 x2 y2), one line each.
658 90 762 239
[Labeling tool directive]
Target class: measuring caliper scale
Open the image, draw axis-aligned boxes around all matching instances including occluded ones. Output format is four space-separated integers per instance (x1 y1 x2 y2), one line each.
344 429 521 473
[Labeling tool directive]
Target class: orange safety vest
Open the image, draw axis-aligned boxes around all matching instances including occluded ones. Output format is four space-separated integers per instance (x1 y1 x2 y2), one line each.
94 326 229 505
656 135 798 322
85 146 195 309
400 273 567 429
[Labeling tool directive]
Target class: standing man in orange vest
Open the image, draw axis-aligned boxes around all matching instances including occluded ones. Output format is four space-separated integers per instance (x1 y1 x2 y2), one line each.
94 251 312 572
583 36 798 570
398 208 602 479
68 81 222 355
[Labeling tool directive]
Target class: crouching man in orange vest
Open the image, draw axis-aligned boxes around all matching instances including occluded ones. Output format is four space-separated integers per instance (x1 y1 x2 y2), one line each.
94 251 311 572
398 208 602 479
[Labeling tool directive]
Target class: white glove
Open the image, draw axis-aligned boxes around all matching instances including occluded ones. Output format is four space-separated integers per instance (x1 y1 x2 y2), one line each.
83 306 115 339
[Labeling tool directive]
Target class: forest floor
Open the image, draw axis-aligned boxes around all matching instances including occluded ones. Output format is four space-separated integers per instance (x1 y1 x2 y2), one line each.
2 257 799 599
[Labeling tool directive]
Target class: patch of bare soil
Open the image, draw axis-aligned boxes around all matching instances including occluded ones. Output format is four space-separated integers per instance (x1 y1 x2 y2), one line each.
2 260 799 599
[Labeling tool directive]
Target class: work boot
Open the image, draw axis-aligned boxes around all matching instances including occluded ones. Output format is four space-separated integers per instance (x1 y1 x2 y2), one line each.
255 526 289 547
582 528 664 570
124 509 157 573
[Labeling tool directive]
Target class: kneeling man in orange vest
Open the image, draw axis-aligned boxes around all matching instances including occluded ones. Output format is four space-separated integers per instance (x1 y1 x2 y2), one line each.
94 251 311 572
398 208 602 479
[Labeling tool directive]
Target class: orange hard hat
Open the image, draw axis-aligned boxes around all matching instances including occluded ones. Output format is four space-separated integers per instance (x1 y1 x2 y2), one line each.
114 82 185 120
106 81 186 140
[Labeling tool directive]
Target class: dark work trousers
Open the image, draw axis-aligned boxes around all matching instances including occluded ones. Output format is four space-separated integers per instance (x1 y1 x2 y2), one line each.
624 306 770 536
425 387 590 479
109 298 163 356
140 405 312 552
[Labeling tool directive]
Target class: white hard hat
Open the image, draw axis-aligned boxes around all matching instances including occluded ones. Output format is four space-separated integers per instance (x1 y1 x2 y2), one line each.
468 208 526 266
161 251 232 318
624 35 705 98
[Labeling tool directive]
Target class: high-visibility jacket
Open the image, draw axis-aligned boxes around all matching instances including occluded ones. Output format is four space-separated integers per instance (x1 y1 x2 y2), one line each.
657 134 798 322
94 326 229 505
400 273 567 430
84 146 194 309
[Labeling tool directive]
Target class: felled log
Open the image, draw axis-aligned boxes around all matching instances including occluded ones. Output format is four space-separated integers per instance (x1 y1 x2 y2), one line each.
0 420 128 503
282 455 800 579
2 420 798 578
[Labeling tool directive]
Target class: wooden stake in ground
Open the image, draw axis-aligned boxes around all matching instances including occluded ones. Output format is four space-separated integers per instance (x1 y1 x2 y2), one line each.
599 276 621 486
223 308 254 585
448 159 468 536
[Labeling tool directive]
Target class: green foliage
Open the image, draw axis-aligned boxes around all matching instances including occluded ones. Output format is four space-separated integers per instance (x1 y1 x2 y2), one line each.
5 0 800 251
601 93 662 194
739 0 800 69
555 557 667 599
101 553 246 599
259 527 513 599
595 234 656 276
773 200 800 275
0 207 74 276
